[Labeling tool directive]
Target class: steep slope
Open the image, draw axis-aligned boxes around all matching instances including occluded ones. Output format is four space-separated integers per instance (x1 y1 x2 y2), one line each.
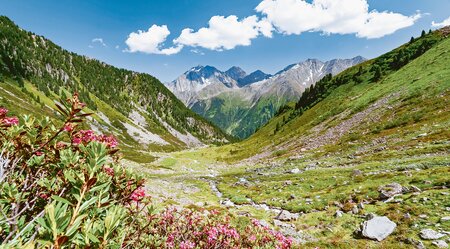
188 57 364 138
0 16 230 158
213 28 449 163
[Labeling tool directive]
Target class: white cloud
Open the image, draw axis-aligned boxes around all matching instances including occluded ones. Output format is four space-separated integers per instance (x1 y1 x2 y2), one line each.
255 0 420 39
125 24 183 55
432 16 450 28
190 48 205 55
115 45 120 49
174 15 273 51
92 38 107 47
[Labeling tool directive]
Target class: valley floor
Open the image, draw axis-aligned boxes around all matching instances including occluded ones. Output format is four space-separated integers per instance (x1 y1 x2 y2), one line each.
127 141 449 248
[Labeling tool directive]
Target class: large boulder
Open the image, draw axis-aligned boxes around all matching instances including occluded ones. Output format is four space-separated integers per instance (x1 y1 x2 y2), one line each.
361 216 397 241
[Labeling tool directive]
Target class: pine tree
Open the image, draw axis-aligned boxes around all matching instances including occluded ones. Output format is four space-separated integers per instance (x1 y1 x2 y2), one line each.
372 65 382 82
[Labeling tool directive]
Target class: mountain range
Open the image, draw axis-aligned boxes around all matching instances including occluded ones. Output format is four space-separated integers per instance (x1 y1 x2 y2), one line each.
166 56 365 138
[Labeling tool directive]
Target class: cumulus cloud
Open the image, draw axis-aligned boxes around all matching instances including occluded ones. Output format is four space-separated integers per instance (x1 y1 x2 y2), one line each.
124 24 183 55
174 15 273 51
255 0 420 39
432 16 450 28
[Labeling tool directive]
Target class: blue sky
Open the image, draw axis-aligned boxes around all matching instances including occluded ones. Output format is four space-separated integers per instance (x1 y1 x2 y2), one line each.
1 0 449 82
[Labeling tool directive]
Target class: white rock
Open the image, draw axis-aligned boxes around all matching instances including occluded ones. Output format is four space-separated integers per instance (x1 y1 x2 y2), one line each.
440 216 450 222
335 210 344 218
419 229 445 240
222 200 235 207
290 168 301 174
432 240 448 248
361 216 397 241
275 210 299 221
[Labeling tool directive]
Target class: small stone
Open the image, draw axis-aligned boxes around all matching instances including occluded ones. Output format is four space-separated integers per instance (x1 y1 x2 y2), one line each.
222 200 235 207
379 182 404 200
361 216 397 241
404 213 412 220
366 213 376 220
288 194 296 200
290 168 301 174
352 169 363 176
432 240 448 248
352 206 359 214
419 214 428 219
283 180 293 186
419 228 445 240
440 216 450 222
335 210 344 218
275 210 299 221
358 203 365 209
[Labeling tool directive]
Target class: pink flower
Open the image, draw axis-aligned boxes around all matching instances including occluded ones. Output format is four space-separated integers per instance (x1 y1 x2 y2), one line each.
0 107 8 117
98 134 118 148
63 123 74 132
180 241 195 249
103 166 114 177
39 193 49 199
1 116 19 126
130 187 146 202
249 235 257 242
72 137 82 145
35 151 44 156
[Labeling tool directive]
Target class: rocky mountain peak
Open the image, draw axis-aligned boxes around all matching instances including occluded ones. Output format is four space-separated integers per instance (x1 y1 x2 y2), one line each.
225 66 247 81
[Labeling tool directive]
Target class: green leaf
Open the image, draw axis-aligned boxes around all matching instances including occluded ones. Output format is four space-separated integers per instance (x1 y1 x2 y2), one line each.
79 197 97 213
65 214 87 237
51 196 72 206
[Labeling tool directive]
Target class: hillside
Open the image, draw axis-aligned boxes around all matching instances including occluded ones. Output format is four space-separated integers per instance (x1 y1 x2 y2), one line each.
0 16 231 160
140 28 450 248
168 57 363 138
215 28 449 162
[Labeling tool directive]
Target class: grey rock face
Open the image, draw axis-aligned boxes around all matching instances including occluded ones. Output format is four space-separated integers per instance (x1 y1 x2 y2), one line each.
419 229 445 240
361 216 397 241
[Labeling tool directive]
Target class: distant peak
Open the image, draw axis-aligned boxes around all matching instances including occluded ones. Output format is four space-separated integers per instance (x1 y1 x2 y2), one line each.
225 66 247 81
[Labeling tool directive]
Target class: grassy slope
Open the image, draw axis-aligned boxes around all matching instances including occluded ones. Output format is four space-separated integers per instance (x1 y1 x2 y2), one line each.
0 16 232 161
142 32 450 247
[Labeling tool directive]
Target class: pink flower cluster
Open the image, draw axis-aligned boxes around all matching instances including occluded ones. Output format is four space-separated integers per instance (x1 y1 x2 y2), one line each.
250 219 293 249
179 241 195 249
0 108 19 127
130 187 146 202
148 208 293 248
71 130 118 148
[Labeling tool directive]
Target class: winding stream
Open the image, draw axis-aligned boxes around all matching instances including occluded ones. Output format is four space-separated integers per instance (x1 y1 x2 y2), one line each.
206 179 302 220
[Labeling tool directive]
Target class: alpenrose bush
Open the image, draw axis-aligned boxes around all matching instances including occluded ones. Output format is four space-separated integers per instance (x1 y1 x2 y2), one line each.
0 93 293 248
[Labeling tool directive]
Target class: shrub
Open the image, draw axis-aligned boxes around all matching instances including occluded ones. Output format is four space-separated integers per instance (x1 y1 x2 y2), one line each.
0 93 293 248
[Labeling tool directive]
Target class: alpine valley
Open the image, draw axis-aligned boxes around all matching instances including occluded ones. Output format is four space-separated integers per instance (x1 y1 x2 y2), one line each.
166 57 365 138
1 8 449 249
